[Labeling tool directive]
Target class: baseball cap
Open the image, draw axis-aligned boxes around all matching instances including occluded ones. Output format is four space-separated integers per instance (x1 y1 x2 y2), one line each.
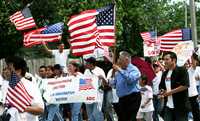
84 57 96 64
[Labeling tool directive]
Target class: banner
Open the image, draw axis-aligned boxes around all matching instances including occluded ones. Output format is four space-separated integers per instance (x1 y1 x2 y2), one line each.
43 76 99 104
172 41 194 66
143 37 160 57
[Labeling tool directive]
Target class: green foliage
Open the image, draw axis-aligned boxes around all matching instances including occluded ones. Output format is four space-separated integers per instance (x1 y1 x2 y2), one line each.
0 0 199 59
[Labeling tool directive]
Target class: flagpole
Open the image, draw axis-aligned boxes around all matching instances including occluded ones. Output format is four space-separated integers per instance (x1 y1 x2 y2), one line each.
112 0 117 64
189 0 198 48
110 0 117 77
184 0 187 28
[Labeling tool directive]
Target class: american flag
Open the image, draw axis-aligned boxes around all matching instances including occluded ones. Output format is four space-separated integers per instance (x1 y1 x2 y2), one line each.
67 4 115 56
23 22 64 47
79 78 94 90
9 7 36 31
6 72 33 112
159 28 192 51
140 31 157 47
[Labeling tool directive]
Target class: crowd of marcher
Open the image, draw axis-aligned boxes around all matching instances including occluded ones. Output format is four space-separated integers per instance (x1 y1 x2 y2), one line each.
0 44 200 121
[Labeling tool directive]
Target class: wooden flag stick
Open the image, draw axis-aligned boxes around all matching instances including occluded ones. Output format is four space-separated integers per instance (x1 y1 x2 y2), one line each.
110 0 117 77
112 0 117 64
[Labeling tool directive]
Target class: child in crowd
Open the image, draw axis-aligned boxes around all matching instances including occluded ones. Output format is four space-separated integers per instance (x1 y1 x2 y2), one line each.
137 75 154 121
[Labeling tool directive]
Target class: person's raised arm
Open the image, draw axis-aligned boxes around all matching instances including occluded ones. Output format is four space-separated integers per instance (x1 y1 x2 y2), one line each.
42 41 52 55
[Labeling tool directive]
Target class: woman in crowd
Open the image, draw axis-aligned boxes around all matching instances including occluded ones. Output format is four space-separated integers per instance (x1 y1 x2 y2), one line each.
187 52 200 121
67 61 83 121
46 65 55 78
44 64 64 121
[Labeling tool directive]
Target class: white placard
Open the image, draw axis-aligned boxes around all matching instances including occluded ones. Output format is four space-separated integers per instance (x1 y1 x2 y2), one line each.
43 76 99 104
172 41 194 66
143 41 160 57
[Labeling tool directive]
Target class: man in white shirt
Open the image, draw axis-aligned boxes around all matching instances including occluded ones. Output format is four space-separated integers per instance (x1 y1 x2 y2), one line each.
5 56 44 121
159 52 189 121
42 42 70 69
84 57 105 121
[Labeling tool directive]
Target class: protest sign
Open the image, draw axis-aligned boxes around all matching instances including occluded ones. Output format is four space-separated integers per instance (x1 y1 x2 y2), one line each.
43 76 99 104
172 41 194 66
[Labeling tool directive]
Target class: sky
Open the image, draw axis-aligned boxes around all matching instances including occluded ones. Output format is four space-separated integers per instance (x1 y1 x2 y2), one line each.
171 0 200 8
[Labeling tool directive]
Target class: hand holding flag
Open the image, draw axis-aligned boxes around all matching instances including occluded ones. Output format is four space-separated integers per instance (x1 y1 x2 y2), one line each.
6 72 33 112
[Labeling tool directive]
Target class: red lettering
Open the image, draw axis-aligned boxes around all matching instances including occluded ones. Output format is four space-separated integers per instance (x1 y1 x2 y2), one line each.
147 50 160 56
86 96 95 100
53 85 65 89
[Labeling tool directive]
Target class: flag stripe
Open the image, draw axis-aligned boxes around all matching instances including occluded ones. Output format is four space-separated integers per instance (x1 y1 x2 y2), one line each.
23 23 64 47
18 82 33 102
7 90 27 111
6 95 24 112
6 73 33 112
68 5 115 56
17 23 36 30
69 17 96 31
8 88 30 106
69 19 96 33
70 29 98 39
73 46 96 53
68 10 97 25
9 7 36 30
15 18 35 26
70 23 97 37
70 34 97 44
159 29 191 51
71 42 96 49
14 84 31 105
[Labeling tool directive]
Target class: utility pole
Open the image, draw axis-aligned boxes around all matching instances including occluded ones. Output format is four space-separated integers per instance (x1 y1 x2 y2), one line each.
189 0 198 48
185 0 187 28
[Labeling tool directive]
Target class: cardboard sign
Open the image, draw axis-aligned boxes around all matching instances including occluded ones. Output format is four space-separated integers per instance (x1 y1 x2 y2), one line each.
172 41 194 66
43 76 99 104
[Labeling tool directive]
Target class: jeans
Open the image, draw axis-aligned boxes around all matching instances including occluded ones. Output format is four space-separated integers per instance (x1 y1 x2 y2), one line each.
46 104 64 121
86 103 104 121
70 103 82 121
153 95 160 121
189 95 200 121
102 90 115 121
39 104 48 121
197 85 200 108
163 107 188 121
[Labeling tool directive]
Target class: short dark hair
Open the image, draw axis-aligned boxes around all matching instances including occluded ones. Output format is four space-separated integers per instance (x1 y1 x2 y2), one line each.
69 62 80 72
57 41 64 45
53 64 62 70
39 65 47 70
12 56 27 76
163 51 177 62
5 56 17 64
47 65 54 71
192 52 199 61
84 57 96 65
141 75 148 85
192 52 200 66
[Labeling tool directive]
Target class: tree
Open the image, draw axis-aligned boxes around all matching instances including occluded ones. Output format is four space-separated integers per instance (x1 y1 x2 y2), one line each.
0 0 199 59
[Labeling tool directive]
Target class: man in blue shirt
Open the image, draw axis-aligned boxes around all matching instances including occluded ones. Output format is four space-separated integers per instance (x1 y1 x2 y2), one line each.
111 51 141 121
